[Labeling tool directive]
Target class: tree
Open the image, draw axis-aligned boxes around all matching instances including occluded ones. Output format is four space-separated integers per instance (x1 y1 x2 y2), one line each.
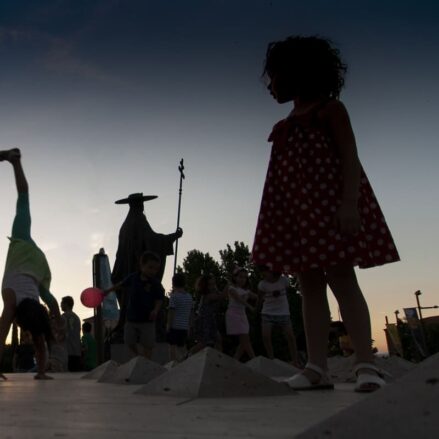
178 249 221 294
218 241 260 290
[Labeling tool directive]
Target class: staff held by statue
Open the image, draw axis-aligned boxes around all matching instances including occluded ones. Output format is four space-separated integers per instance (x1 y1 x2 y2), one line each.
173 158 185 275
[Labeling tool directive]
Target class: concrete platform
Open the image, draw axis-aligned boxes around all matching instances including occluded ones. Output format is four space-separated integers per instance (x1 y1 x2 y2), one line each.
0 374 365 438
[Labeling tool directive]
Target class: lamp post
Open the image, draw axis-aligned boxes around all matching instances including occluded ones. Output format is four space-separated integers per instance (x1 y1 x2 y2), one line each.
414 290 439 319
414 290 423 320
414 290 438 358
394 309 400 324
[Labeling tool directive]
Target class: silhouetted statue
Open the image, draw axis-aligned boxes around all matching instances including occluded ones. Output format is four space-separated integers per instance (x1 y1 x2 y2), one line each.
111 193 182 339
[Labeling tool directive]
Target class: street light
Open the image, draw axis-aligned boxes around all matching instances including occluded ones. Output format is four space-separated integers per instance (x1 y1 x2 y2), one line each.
394 309 400 323
414 290 439 321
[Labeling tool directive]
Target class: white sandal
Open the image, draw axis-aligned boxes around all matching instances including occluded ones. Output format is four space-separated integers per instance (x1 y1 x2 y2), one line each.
353 362 386 393
286 363 334 390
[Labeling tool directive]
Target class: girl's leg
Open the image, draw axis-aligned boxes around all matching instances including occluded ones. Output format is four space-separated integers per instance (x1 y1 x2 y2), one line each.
10 151 28 194
282 323 300 366
262 322 274 359
233 344 244 360
169 344 177 361
241 334 255 360
7 151 34 243
326 264 375 365
33 334 53 379
214 332 223 352
298 268 330 382
176 345 187 361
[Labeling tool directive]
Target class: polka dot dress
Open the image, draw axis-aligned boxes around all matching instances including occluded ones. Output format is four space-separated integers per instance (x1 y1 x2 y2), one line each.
252 112 400 274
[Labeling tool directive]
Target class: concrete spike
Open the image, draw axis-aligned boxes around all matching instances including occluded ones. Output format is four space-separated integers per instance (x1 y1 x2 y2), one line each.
296 353 439 439
81 360 119 380
103 356 166 384
246 356 300 378
327 356 355 383
374 355 416 380
135 347 296 398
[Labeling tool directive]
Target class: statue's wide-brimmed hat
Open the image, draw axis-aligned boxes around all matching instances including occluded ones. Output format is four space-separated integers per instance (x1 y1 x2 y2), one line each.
115 193 158 205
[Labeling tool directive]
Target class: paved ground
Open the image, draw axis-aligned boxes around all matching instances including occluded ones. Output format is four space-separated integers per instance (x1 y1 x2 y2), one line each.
0 374 365 438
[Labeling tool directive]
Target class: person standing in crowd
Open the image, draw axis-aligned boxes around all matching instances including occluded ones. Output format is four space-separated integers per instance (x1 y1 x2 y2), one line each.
81 322 97 371
225 268 258 361
105 251 165 359
166 273 193 362
61 296 82 371
258 266 300 366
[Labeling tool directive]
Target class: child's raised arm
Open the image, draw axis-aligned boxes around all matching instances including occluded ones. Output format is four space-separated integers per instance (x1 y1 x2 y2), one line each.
103 282 123 296
227 286 255 312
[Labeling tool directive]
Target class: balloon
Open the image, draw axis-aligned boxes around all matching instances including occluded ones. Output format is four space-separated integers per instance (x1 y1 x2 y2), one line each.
80 287 104 308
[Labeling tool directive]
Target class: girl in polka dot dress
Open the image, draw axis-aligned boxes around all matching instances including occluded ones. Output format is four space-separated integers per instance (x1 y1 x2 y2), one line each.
252 36 400 392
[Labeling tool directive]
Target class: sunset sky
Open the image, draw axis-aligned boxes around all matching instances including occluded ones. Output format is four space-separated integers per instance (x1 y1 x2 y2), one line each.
1 0 438 352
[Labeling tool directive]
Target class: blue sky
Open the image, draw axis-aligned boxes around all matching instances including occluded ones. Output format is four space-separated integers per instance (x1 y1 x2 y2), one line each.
0 0 438 351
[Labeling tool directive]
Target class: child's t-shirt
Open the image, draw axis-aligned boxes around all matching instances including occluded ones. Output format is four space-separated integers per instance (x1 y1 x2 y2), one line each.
122 272 165 323
258 275 290 316
81 333 97 370
168 290 193 330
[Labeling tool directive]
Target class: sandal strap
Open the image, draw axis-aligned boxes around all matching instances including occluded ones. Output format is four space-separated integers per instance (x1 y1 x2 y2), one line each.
353 362 389 377
353 362 379 373
355 372 386 391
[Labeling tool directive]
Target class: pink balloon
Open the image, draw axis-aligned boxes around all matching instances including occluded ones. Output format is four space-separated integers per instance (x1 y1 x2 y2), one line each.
80 287 104 308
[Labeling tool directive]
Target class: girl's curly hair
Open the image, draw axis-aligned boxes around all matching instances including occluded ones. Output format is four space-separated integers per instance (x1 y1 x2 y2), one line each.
263 36 347 99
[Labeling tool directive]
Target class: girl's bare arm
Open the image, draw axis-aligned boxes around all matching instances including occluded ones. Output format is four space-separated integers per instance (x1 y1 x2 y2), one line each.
324 100 362 235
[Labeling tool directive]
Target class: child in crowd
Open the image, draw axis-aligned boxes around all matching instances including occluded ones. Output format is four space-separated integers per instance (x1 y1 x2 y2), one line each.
166 273 193 361
225 268 258 361
258 266 299 366
61 296 82 371
0 149 62 380
81 322 97 371
13 330 35 372
47 314 68 372
252 36 399 391
190 275 226 356
105 251 164 359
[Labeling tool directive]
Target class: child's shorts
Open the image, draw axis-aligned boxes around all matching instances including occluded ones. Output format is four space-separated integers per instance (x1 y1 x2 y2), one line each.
124 321 156 349
261 314 291 326
166 328 188 347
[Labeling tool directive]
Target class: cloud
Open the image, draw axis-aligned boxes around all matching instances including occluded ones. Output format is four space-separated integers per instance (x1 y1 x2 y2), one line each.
0 0 122 83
